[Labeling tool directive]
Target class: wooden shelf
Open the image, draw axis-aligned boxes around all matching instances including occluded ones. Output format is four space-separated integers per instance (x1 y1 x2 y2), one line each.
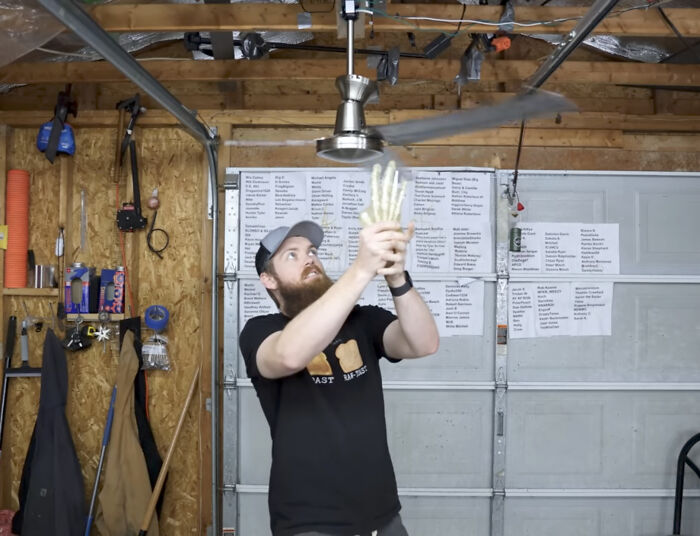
2 288 60 297
66 313 125 322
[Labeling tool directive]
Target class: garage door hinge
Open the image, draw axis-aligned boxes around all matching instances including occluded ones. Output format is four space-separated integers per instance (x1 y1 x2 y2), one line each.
224 173 240 190
219 272 238 282
223 379 237 391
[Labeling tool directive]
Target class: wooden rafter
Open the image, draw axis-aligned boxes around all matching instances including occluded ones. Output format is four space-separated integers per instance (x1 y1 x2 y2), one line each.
86 4 700 37
1 109 698 133
2 59 699 86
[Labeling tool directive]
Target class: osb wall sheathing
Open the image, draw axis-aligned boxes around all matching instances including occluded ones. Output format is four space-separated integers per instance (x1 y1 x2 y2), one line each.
0 125 208 535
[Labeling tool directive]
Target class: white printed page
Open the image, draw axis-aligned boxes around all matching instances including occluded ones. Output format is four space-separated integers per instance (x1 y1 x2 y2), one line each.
240 172 275 271
240 168 493 276
508 282 614 339
579 226 619 274
239 280 278 328
571 282 613 336
510 223 619 275
535 282 571 337
508 283 537 339
449 171 491 221
443 280 484 336
411 172 451 273
543 226 580 273
271 171 308 224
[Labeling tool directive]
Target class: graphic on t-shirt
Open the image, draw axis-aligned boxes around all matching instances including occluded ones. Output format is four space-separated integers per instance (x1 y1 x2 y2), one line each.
306 352 333 376
335 339 363 373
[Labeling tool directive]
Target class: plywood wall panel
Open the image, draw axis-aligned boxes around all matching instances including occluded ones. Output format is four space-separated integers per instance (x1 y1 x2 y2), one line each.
0 124 208 536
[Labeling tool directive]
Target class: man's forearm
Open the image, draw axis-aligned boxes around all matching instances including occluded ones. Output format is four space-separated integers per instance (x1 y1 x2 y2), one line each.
391 289 440 357
272 263 372 370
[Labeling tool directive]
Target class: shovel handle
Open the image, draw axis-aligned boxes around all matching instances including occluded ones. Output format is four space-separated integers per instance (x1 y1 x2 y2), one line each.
138 365 200 534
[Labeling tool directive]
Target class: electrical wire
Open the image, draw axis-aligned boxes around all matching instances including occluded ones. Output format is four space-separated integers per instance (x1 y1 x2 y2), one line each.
116 180 136 318
448 2 468 39
512 120 526 197
147 210 170 260
358 0 675 35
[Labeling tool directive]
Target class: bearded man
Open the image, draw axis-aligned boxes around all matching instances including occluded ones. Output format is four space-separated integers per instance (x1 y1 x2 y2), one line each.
239 219 440 536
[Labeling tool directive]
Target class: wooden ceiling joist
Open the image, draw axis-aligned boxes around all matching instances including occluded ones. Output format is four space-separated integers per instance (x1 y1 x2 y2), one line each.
87 4 700 38
3 59 699 86
1 110 698 134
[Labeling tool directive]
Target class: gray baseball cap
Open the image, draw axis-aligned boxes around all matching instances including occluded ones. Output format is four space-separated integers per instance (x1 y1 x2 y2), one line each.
255 221 324 275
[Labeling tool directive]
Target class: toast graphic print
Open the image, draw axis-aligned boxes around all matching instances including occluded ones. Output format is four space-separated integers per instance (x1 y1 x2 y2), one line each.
306 352 333 376
335 340 363 373
305 340 365 382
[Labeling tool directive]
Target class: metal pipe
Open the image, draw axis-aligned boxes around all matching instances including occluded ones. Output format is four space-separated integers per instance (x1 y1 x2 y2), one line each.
206 142 221 535
253 41 426 59
37 1 221 534
524 0 620 91
347 19 354 76
37 0 215 147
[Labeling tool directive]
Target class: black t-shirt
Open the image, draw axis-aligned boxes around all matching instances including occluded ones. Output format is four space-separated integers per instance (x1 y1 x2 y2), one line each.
239 305 401 536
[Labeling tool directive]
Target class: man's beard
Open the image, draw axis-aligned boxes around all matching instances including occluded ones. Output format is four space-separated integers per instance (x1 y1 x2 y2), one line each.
277 266 334 318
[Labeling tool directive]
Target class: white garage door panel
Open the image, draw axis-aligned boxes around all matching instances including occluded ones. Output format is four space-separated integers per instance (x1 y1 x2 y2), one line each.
504 497 700 536
239 388 273 485
516 187 609 223
385 391 493 489
238 389 493 488
237 494 271 536
400 496 490 535
507 391 700 489
509 284 700 382
636 190 700 269
516 172 700 274
379 333 493 383
237 495 492 536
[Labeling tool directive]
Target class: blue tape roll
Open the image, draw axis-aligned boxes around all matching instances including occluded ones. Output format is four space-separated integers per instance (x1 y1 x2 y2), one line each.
145 305 169 332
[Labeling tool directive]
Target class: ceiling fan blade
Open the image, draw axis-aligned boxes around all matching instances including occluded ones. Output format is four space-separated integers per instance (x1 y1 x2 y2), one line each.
373 91 576 146
224 140 316 147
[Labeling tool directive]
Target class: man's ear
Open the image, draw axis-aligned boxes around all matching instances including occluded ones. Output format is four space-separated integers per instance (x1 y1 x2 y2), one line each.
260 271 278 291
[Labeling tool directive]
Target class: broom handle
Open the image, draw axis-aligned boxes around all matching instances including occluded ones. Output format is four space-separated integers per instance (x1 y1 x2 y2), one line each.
138 365 201 535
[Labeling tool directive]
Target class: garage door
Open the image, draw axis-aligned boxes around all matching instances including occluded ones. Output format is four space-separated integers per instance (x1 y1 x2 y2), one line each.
222 168 700 536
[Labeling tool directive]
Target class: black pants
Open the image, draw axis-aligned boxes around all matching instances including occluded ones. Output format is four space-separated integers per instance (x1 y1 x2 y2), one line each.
294 514 409 536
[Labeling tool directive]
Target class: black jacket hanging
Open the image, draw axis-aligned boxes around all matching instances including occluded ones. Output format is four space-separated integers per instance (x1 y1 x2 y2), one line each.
12 329 85 535
119 318 166 516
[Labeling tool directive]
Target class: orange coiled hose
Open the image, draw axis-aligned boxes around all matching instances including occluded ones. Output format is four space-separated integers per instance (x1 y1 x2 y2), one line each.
5 169 30 288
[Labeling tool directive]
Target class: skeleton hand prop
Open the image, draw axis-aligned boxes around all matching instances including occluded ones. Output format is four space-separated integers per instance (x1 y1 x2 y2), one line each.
359 160 407 227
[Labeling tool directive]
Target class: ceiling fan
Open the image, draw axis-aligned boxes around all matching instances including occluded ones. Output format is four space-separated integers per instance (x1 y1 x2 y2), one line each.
230 0 620 164
312 1 575 163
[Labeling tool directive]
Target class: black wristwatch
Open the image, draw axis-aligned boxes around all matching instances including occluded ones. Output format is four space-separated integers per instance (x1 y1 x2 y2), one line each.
389 270 413 297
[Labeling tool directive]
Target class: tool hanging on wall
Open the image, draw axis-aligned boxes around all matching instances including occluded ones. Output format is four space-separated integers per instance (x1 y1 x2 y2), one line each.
116 94 145 166
137 365 200 536
95 311 112 355
36 84 78 164
0 316 18 460
62 316 96 352
116 140 148 232
0 314 42 462
84 385 116 536
142 305 170 370
146 189 169 259
116 94 148 232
